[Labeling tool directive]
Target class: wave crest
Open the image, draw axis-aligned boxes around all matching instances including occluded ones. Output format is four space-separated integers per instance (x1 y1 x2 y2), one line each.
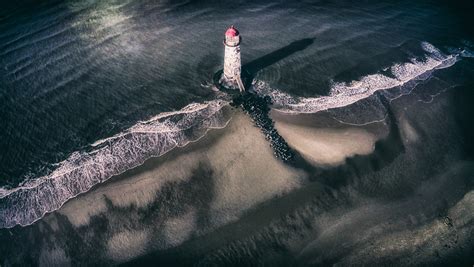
0 100 229 228
253 42 460 114
1 42 468 229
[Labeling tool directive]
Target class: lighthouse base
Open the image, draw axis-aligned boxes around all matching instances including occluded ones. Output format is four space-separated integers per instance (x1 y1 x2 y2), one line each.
213 70 251 94
219 75 241 91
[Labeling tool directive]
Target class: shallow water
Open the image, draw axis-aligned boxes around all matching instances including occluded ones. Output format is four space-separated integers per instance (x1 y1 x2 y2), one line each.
1 0 473 265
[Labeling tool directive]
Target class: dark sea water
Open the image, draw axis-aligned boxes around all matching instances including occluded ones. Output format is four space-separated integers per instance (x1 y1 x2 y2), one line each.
1 0 474 265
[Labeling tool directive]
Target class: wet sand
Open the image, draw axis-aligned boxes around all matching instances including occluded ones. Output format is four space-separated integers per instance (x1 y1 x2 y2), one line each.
2 85 473 266
36 107 306 264
271 109 388 166
127 84 474 266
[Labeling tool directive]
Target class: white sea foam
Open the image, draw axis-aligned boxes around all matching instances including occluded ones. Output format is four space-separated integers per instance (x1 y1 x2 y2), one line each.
0 100 229 228
253 42 461 114
0 42 466 229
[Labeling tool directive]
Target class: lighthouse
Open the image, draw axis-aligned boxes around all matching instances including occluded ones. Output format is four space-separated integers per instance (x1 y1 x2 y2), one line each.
220 25 245 92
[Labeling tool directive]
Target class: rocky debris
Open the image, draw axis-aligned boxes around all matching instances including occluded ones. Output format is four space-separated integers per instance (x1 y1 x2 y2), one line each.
442 216 454 228
232 92 295 161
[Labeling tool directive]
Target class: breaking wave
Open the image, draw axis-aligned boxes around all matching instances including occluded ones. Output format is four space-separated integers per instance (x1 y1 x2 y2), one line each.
0 100 229 228
253 42 463 114
1 42 469 229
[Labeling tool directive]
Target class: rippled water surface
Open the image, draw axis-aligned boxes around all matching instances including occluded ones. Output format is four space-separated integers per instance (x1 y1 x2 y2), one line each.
1 0 473 265
1 0 471 187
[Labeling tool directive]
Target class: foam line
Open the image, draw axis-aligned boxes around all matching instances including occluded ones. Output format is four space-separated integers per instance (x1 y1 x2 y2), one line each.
0 100 229 228
253 42 461 114
0 42 467 229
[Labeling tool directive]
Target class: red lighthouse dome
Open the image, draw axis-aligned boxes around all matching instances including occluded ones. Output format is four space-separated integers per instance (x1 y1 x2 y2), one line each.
224 25 241 47
225 25 239 37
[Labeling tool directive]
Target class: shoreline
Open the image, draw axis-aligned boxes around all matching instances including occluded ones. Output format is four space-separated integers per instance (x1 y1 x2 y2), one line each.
2 83 473 266
51 107 305 231
0 103 233 229
270 105 389 167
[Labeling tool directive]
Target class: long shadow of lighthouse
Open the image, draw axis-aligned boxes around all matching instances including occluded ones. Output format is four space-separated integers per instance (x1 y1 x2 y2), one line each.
242 37 314 86
228 37 315 162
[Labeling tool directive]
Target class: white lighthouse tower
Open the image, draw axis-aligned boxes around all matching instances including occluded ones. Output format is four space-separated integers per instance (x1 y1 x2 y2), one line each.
220 25 245 92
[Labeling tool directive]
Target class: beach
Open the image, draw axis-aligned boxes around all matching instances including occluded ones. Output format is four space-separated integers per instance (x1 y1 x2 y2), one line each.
1 0 473 265
2 80 473 265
